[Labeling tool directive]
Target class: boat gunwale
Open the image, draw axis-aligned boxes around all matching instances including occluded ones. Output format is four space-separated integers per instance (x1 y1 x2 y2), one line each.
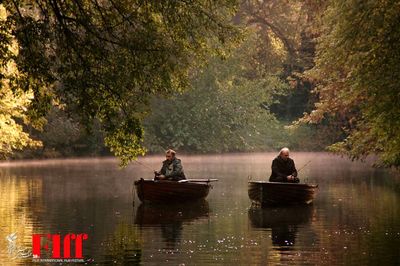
248 181 318 188
135 179 212 187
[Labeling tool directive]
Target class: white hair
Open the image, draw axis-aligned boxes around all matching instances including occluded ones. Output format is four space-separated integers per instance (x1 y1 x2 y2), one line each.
279 147 290 155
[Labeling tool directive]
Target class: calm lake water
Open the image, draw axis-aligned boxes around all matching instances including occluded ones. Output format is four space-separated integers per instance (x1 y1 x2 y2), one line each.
0 152 399 265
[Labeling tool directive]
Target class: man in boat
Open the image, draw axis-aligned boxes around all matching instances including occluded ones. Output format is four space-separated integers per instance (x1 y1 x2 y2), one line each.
269 147 299 183
154 149 186 181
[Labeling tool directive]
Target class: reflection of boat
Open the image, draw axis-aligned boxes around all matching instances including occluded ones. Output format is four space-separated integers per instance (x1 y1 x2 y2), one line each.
248 181 318 207
135 201 210 248
248 205 313 228
134 200 210 225
134 179 212 203
249 205 313 250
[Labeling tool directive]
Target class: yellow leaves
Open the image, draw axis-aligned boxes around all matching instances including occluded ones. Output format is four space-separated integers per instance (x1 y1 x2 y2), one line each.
150 12 163 24
268 29 287 58
0 115 41 151
0 4 43 157
0 5 6 22
0 88 43 157
0 52 42 156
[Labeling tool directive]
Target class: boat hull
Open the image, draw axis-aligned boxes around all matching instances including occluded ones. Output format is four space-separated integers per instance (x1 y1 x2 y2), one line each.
134 179 211 203
248 181 318 207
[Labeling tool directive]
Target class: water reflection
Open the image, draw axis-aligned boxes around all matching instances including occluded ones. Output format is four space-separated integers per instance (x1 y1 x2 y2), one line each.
249 205 314 250
0 170 43 265
101 222 142 265
0 153 398 265
135 201 210 249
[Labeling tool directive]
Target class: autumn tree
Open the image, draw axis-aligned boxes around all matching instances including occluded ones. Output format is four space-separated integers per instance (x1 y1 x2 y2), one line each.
0 5 42 158
0 0 239 165
0 87 43 158
300 0 400 167
237 0 325 121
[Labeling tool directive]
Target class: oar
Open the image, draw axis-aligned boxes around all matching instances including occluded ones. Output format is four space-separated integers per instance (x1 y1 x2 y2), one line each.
179 179 218 183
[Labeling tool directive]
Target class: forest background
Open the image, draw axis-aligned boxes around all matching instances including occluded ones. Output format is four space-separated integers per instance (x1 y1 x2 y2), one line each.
1 0 399 167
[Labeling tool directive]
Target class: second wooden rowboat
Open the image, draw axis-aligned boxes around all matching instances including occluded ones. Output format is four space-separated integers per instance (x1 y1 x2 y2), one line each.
248 181 318 207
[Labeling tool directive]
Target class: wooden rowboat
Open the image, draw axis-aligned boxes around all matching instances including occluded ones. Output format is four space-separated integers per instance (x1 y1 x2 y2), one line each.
134 178 216 203
248 181 318 207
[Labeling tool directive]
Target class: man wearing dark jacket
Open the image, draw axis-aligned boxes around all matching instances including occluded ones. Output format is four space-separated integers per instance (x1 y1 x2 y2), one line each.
269 147 299 183
154 149 186 181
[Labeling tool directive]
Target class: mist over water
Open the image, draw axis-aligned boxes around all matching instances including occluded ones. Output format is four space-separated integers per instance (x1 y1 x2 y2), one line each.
0 153 399 265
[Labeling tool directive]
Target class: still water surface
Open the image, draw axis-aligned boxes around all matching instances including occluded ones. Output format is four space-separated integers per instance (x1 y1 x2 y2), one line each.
0 152 399 265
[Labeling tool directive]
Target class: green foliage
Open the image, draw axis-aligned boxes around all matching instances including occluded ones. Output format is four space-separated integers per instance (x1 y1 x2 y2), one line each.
238 1 324 122
239 0 303 71
302 0 400 166
0 1 240 165
28 106 108 158
239 0 325 74
286 122 345 151
105 118 146 167
144 33 290 153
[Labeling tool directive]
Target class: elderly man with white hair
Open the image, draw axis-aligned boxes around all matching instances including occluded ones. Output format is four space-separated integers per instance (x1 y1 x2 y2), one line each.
269 147 299 183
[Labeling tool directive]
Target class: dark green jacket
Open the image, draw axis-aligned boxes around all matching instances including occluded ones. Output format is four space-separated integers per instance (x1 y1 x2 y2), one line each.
159 158 186 181
269 156 297 182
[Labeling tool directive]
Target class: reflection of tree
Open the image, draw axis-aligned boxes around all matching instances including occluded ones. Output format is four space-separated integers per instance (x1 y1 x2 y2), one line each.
1 161 143 264
248 205 313 251
102 222 142 265
0 169 43 265
135 201 209 249
312 181 400 265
